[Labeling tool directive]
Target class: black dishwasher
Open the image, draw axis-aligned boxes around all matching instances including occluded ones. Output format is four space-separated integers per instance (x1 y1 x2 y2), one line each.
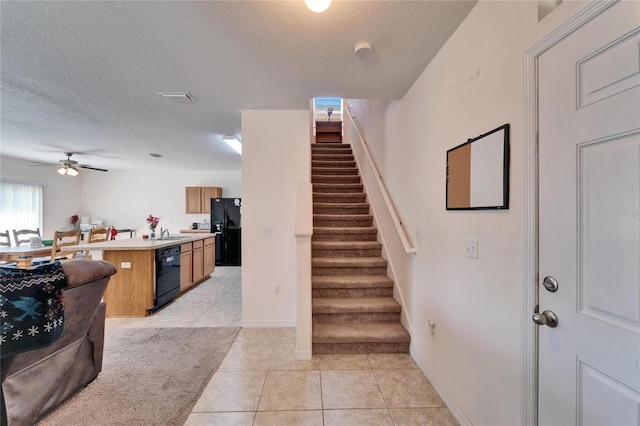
152 245 181 312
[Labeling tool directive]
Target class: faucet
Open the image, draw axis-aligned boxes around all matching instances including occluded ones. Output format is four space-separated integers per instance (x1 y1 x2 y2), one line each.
160 228 170 239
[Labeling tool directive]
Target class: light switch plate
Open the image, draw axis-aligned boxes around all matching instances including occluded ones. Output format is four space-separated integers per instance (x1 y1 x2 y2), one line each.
465 239 478 259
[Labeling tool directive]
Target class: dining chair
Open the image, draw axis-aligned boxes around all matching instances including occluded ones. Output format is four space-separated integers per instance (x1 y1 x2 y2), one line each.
84 227 110 258
50 230 81 262
0 230 11 247
12 228 41 246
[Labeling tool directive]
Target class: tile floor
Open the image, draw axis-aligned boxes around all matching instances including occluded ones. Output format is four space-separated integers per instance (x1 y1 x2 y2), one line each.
106 267 458 426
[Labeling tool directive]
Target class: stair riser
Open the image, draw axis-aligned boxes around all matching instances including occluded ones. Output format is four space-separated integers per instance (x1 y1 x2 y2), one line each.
312 233 377 242
312 266 388 276
312 248 381 257
313 194 366 202
312 149 353 155
313 206 369 215
312 155 354 161
312 342 410 355
314 218 373 227
312 169 358 176
312 161 356 169
312 288 394 298
312 176 361 184
313 312 400 323
313 186 363 194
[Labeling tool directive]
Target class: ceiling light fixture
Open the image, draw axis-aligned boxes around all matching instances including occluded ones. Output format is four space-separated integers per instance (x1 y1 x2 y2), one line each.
305 0 332 13
223 135 242 155
57 165 79 176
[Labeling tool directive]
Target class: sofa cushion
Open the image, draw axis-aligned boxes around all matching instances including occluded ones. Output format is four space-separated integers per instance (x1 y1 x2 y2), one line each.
0 262 66 359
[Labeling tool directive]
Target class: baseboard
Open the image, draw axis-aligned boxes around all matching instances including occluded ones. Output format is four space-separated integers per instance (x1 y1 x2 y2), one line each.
239 320 296 328
295 349 312 360
410 343 471 426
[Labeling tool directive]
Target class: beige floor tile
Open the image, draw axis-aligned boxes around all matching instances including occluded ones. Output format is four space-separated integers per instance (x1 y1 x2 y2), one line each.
253 410 324 426
184 412 255 426
258 370 322 410
275 327 297 342
323 409 394 425
236 327 280 344
374 369 443 408
321 370 387 409
389 408 459 426
269 343 321 371
367 353 419 370
192 371 266 412
317 354 371 370
218 344 273 371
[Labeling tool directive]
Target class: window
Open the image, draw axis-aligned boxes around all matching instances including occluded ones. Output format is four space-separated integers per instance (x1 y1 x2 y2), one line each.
0 181 43 235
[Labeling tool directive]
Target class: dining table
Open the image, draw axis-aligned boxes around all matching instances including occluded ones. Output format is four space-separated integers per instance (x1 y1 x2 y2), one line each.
0 245 52 269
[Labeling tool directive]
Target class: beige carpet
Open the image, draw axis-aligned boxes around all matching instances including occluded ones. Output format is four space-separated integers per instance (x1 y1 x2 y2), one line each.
38 327 240 426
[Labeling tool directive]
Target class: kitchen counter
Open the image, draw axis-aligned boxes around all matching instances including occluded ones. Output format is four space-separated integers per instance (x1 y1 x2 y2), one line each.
63 233 216 251
65 234 216 318
179 229 217 234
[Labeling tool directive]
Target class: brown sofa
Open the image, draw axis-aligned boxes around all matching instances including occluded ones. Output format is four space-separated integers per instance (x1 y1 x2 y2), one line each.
1 259 117 426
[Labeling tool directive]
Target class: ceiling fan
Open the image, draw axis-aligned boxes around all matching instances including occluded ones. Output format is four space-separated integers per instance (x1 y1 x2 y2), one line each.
29 152 109 176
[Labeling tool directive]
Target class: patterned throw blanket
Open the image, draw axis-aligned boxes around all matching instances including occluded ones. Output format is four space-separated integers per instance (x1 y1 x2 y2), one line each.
0 262 66 359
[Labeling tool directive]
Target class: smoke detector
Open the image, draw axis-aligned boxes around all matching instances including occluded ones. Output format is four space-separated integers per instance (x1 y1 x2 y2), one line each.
354 41 372 57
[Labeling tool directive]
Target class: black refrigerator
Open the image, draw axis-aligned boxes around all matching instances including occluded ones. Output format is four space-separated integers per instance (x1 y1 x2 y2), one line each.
210 198 241 266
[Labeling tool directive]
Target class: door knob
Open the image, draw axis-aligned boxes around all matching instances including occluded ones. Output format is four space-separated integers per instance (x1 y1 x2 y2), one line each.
532 310 559 328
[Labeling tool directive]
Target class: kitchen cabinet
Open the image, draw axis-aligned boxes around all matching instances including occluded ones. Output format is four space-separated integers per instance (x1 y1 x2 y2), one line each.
180 242 193 291
192 239 204 283
185 186 222 214
64 234 215 317
203 237 215 276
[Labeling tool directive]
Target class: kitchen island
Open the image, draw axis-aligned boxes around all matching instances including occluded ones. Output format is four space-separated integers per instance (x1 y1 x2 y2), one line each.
64 234 215 317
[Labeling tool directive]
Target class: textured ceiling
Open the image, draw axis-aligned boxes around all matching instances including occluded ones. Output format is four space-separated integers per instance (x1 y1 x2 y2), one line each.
1 1 476 171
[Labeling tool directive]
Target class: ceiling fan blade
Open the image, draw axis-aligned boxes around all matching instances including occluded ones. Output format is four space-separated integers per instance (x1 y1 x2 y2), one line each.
79 165 109 172
28 162 58 167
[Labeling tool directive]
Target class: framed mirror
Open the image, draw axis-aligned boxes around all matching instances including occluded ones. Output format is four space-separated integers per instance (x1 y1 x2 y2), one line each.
446 124 510 210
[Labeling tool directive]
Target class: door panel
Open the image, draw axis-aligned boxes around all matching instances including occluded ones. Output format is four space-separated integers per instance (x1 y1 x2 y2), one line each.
538 1 640 424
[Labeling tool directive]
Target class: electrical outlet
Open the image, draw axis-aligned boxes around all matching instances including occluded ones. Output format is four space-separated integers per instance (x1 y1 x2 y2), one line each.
120 262 131 268
275 284 281 294
465 239 478 259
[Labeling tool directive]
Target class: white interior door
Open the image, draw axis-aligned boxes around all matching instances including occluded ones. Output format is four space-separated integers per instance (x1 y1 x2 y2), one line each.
538 1 640 424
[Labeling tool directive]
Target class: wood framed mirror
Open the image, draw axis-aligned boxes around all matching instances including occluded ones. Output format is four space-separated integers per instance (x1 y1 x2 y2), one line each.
446 124 510 210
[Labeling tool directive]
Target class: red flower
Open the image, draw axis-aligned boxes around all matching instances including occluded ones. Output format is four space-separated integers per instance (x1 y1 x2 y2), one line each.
70 214 79 225
146 214 160 229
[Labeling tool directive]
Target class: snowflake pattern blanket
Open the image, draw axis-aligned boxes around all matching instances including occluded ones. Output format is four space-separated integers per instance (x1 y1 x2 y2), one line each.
0 262 66 359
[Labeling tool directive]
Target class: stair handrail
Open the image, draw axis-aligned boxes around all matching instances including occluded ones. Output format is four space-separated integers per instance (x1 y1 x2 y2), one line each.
345 105 417 254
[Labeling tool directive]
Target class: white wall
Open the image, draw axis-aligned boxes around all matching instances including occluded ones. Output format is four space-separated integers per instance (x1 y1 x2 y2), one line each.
1 155 82 238
1 155 241 238
241 109 310 326
80 169 241 236
346 1 589 425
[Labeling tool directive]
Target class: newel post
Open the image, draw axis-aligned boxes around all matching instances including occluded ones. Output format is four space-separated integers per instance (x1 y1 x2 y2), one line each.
294 182 313 360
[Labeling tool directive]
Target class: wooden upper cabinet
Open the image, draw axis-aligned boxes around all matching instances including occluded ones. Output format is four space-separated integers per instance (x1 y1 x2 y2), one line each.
185 186 222 214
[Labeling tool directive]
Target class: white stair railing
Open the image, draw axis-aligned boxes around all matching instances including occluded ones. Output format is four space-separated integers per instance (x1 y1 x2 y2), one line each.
345 105 417 254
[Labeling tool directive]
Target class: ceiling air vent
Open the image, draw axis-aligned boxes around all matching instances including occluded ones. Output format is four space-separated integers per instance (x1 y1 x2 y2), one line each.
157 92 195 102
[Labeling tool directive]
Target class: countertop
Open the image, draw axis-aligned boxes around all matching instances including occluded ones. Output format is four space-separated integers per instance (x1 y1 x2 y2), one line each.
62 233 216 251
179 229 217 234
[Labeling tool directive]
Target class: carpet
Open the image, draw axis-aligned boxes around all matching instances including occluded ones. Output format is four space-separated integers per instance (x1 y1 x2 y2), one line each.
38 327 240 426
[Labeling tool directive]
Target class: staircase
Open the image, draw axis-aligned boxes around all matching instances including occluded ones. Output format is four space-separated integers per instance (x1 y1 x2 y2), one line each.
311 139 411 354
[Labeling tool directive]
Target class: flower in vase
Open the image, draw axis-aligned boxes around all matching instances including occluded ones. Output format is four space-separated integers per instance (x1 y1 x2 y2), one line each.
146 214 160 230
70 215 79 226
